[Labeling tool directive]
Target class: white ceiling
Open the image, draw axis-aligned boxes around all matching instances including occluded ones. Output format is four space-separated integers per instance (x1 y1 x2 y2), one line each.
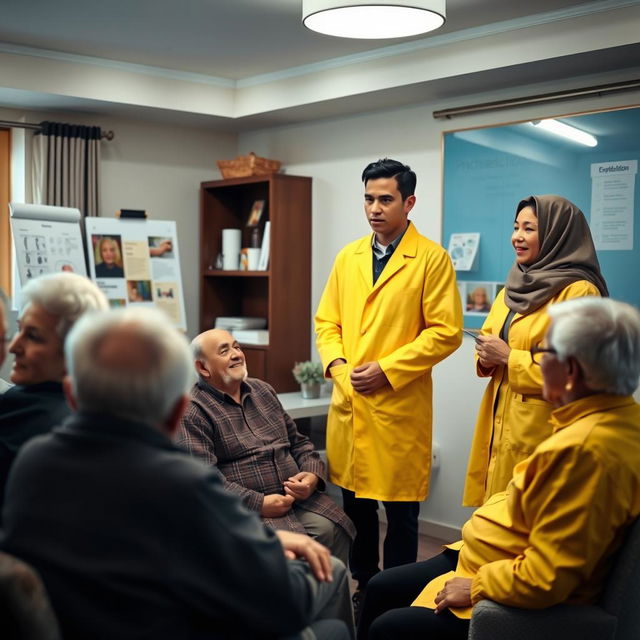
0 0 595 79
1 0 639 129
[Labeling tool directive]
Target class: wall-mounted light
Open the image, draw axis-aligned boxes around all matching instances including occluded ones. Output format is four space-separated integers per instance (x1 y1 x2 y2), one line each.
530 119 597 147
302 0 446 39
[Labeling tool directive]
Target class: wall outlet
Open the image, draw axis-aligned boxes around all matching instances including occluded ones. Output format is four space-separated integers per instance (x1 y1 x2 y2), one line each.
432 443 441 471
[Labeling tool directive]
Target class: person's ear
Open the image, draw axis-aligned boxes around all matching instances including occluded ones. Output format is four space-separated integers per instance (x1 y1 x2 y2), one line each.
404 194 416 215
195 358 210 379
165 394 189 438
62 375 78 411
564 356 582 390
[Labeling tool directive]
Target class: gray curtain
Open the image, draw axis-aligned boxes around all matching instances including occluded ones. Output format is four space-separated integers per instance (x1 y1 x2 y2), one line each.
31 121 101 217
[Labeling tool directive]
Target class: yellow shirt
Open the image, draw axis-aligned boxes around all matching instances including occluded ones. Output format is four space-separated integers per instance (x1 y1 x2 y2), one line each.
315 222 462 501
462 281 601 506
415 394 640 617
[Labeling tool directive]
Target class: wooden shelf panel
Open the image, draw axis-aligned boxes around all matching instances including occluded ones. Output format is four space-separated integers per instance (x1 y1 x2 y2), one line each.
204 270 270 277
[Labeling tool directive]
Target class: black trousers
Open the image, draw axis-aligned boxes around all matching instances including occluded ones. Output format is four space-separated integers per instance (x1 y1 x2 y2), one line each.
341 488 420 589
357 550 469 640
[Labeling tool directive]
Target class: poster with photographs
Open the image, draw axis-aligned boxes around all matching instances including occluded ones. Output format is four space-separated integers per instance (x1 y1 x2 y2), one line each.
85 218 187 330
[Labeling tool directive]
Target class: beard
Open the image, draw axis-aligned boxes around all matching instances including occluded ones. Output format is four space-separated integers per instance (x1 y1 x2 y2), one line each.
221 363 248 385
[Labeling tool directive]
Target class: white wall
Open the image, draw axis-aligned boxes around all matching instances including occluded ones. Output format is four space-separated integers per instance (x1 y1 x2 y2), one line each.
1 107 237 335
239 75 640 533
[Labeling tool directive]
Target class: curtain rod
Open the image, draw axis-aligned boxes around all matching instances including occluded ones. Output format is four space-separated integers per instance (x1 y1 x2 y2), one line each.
432 78 640 120
0 120 114 140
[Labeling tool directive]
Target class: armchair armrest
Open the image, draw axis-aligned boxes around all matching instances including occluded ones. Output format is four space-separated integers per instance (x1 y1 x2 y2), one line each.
469 599 616 640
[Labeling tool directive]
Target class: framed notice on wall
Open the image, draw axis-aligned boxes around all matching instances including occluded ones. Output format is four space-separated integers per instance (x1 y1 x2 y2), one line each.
85 217 187 331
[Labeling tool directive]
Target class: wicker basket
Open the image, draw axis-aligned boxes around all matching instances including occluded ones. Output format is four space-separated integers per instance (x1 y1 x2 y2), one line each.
217 152 282 179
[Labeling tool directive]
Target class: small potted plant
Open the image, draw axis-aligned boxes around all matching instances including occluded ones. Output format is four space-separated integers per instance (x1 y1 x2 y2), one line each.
292 361 324 399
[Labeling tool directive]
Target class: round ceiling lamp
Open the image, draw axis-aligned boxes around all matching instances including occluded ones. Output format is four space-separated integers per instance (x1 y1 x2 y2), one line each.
302 1 446 39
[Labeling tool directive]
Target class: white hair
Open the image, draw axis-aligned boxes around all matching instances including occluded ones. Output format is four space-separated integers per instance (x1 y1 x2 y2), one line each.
65 307 193 426
20 273 108 340
548 297 640 396
191 334 204 359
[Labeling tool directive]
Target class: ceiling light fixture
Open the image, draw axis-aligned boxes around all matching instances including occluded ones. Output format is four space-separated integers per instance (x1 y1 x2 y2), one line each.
302 0 446 39
531 119 597 147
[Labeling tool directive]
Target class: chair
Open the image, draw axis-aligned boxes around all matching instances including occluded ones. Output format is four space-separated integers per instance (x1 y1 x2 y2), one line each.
0 552 61 640
468 516 640 640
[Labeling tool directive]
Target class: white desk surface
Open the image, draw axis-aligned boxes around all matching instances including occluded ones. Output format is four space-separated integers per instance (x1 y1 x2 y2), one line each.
277 390 331 419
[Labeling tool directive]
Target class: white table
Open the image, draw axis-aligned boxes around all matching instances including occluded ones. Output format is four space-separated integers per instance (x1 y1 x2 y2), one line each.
277 391 331 419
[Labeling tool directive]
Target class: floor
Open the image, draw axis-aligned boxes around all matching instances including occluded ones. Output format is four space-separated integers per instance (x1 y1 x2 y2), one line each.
347 522 448 594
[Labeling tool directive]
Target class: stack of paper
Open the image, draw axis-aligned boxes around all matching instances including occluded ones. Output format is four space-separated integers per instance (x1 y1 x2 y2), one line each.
232 329 269 345
215 317 267 330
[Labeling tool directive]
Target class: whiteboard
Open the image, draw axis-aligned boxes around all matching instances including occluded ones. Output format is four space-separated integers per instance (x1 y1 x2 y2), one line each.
85 217 187 331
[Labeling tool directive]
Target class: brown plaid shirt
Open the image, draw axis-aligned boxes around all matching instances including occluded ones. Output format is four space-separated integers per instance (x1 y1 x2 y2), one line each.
176 378 355 538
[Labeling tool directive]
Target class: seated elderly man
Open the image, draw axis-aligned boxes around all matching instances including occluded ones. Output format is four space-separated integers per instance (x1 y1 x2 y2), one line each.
1 307 353 640
0 273 107 514
176 329 355 566
358 297 640 640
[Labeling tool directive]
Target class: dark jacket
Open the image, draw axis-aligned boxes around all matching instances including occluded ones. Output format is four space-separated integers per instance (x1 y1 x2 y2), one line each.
0 382 70 519
1 412 316 640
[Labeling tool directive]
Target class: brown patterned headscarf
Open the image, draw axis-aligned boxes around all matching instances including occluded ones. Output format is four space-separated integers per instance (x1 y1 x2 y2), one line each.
504 194 608 314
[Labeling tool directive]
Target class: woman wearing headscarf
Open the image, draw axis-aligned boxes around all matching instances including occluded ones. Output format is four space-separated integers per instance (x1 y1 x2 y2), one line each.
462 195 608 507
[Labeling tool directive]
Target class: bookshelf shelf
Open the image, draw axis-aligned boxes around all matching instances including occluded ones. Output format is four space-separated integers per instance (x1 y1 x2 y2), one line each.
199 173 311 392
203 270 270 277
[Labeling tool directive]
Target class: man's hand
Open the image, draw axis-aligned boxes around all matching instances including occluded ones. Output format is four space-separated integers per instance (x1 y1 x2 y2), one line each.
475 335 510 368
283 472 319 501
434 577 473 613
350 361 389 395
275 530 333 582
261 494 294 517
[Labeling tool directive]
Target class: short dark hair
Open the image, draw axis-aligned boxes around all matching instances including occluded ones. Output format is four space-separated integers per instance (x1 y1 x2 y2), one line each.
362 158 416 201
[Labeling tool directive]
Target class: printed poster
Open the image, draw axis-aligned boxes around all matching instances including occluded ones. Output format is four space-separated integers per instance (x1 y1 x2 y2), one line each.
590 160 637 250
9 203 87 285
85 218 187 330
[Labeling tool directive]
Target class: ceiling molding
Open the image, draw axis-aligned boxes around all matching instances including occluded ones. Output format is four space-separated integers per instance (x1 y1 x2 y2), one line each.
0 42 235 88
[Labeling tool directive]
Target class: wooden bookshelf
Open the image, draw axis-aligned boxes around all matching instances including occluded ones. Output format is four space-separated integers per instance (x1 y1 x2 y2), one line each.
199 174 311 392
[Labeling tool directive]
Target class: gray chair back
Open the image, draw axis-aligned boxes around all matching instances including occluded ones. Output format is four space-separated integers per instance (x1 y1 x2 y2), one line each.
600 516 640 640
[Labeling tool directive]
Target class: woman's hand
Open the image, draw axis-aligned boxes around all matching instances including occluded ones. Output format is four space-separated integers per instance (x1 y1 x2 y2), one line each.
434 577 472 613
475 334 510 367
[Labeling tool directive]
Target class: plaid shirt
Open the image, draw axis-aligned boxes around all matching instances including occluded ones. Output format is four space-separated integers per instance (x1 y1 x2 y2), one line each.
176 378 355 538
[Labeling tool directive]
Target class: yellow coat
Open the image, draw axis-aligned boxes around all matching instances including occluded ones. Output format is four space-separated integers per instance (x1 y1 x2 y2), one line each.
416 394 640 616
315 223 462 501
462 280 600 507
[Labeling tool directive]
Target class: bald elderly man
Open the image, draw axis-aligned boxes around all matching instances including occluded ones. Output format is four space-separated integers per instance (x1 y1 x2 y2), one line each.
176 329 355 567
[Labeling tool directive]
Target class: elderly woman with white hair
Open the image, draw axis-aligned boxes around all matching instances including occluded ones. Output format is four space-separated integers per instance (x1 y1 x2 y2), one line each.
358 297 640 640
0 273 107 516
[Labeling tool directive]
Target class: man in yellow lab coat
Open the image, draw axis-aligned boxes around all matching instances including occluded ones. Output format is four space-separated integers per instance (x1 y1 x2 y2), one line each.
315 158 462 606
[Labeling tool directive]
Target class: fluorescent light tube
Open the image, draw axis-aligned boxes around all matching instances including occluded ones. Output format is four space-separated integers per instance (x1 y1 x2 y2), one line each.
531 119 597 147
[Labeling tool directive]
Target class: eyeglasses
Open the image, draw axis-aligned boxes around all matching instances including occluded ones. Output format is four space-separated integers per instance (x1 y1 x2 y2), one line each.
530 344 557 365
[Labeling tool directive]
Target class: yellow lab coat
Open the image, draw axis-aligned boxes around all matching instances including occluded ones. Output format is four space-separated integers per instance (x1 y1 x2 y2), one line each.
315 223 462 502
462 280 600 507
